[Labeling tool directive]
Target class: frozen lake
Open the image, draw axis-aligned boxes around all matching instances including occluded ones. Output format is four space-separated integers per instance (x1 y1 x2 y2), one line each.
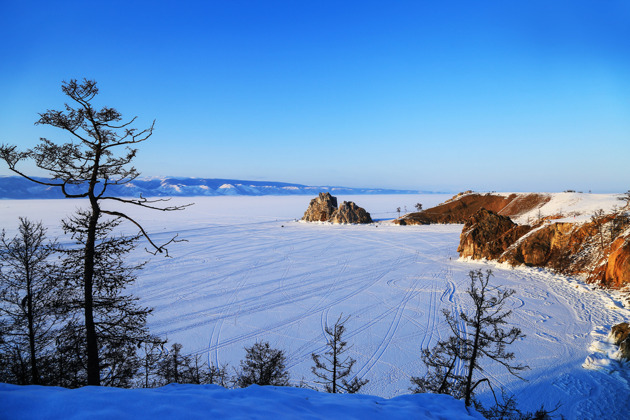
1 194 628 418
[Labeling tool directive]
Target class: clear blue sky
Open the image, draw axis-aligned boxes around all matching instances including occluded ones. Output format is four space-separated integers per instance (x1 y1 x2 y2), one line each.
1 1 628 192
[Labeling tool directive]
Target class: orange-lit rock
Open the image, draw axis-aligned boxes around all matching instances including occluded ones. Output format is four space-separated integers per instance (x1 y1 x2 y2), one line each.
601 238 630 288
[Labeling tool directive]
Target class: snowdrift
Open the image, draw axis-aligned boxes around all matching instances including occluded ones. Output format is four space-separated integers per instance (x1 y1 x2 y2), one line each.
0 383 484 420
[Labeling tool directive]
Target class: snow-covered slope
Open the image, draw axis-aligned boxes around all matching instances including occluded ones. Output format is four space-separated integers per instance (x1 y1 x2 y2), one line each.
0 383 484 420
508 191 624 224
0 176 424 198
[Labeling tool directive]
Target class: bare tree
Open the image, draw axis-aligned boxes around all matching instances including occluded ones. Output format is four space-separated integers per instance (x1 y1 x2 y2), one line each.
412 269 527 407
156 342 231 386
459 270 527 406
410 332 466 399
608 206 629 240
0 218 60 385
137 339 167 388
0 79 189 385
619 190 630 209
311 314 368 394
156 343 189 384
205 362 231 387
590 209 607 253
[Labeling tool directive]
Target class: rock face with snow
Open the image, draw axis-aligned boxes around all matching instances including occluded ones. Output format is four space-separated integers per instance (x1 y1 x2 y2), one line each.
302 193 338 222
611 322 630 345
457 207 630 288
611 322 630 360
329 201 373 224
302 193 372 224
457 209 526 260
501 222 576 268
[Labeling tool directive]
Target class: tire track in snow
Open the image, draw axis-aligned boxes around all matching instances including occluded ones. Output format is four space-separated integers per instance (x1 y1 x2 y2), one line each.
199 260 395 359
418 278 438 352
207 258 262 367
351 272 424 379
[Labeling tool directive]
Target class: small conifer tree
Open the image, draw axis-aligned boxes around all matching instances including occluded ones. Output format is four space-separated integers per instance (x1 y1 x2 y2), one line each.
311 314 368 393
237 341 289 387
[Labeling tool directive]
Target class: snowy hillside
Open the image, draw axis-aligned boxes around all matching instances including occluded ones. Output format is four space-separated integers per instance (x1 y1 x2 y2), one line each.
1 194 629 419
0 176 423 198
497 191 624 225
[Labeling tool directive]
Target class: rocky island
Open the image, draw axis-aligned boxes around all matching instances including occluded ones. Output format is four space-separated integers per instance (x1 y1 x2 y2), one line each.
302 192 373 224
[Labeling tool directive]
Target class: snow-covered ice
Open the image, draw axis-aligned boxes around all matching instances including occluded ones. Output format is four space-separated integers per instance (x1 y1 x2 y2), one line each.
1 194 629 419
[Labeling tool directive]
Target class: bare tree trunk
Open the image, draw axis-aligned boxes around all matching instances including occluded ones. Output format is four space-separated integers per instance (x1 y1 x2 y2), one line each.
464 298 483 406
84 158 101 386
84 136 103 386
84 206 100 385
25 259 40 384
332 343 337 393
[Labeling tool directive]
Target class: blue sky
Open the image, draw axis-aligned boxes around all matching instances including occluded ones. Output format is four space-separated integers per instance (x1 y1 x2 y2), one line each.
1 1 628 192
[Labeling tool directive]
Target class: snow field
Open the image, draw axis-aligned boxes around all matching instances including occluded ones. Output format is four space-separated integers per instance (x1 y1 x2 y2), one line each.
1 194 629 419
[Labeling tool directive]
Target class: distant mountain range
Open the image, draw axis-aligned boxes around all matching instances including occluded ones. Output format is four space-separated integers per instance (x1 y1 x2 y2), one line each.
0 176 430 199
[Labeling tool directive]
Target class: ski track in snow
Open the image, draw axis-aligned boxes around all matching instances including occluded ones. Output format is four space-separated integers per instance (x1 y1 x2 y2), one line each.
2 195 629 419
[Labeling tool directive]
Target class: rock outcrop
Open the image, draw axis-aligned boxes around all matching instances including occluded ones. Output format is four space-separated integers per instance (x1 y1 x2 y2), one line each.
500 222 576 268
611 323 630 345
301 193 372 224
393 190 630 289
620 339 630 360
395 192 550 225
601 238 630 288
329 201 373 224
302 193 338 222
457 209 526 260
457 207 630 288
611 323 630 360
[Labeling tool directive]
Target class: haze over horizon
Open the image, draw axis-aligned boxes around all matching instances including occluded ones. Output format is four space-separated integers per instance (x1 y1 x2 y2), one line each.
1 1 628 193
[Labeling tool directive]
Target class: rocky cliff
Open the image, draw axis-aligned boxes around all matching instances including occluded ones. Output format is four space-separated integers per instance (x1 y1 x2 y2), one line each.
457 209 531 260
601 238 630 288
458 208 630 288
301 193 372 224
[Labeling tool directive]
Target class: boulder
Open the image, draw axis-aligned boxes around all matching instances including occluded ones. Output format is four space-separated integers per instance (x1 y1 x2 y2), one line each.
302 192 338 222
611 322 630 345
457 208 520 260
329 201 373 224
619 337 630 360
